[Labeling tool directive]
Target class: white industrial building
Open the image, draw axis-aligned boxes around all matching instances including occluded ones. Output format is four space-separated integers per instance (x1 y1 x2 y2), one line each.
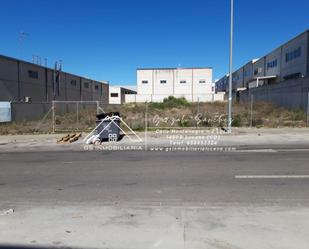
216 29 309 93
109 86 136 104
125 67 224 103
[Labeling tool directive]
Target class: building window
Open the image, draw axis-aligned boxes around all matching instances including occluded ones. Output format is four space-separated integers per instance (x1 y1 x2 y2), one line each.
199 80 206 84
254 67 263 75
283 72 303 80
70 80 77 86
84 82 89 88
232 75 240 81
94 85 99 91
110 93 119 97
28 70 38 79
267 59 277 69
286 47 301 62
160 80 167 84
180 80 186 84
142 80 148 84
244 69 251 77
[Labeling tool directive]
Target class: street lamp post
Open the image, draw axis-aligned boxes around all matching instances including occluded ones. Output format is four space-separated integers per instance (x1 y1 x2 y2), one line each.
228 0 234 133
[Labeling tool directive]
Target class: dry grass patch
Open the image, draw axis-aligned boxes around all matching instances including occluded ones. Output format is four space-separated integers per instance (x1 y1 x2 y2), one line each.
0 98 307 135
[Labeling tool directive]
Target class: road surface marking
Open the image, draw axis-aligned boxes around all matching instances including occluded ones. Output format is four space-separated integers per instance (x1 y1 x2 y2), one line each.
234 149 277 153
153 239 163 248
235 175 309 179
277 149 309 152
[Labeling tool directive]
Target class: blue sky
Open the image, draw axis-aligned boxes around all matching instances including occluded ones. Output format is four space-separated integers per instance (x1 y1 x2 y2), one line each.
1 0 309 85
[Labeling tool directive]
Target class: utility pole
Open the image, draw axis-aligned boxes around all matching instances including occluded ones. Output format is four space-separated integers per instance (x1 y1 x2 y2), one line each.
53 60 62 99
227 0 234 133
19 31 29 59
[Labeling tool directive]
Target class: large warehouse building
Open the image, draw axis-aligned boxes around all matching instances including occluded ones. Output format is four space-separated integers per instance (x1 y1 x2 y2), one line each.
0 55 109 103
216 29 309 93
126 67 223 103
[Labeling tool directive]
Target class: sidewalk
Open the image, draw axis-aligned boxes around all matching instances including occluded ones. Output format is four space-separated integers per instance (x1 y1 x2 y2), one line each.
1 204 309 249
0 128 309 152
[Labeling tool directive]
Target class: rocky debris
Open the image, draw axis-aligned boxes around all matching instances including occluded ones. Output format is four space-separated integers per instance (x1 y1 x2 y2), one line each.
0 208 14 216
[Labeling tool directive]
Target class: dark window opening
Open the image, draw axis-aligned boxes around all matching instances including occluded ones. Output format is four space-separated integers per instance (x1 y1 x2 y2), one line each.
244 70 251 77
71 80 77 86
142 80 148 84
111 93 119 97
267 59 277 69
160 80 167 84
199 80 206 84
283 72 303 80
254 68 262 75
180 80 186 84
28 70 38 79
84 82 89 88
95 85 99 91
286 47 301 62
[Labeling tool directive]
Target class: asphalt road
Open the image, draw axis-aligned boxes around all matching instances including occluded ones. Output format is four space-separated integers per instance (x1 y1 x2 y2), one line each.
1 150 309 206
1 150 309 249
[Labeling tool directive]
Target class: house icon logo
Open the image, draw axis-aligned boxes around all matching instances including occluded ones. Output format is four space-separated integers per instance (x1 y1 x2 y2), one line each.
83 113 142 144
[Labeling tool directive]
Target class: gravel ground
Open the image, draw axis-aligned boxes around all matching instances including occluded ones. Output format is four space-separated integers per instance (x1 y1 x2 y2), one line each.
0 128 309 152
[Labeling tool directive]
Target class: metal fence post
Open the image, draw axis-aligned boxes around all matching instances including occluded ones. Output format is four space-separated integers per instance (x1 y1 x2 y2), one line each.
76 102 79 127
52 101 55 133
145 102 148 151
96 101 100 115
197 97 200 114
307 92 309 127
250 94 253 128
